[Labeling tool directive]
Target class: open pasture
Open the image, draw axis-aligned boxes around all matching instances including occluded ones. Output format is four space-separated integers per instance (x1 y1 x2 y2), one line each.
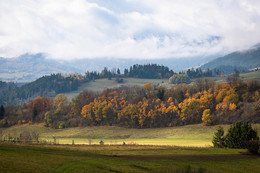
1 123 260 147
240 71 260 81
65 78 169 100
0 143 259 173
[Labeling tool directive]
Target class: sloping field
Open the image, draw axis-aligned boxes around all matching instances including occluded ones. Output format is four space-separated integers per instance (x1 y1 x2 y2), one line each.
65 78 169 100
1 123 260 147
240 71 260 81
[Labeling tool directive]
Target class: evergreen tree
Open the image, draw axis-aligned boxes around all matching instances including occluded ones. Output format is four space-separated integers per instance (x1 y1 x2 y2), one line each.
124 69 128 76
108 71 112 80
0 105 5 119
212 126 225 148
157 89 165 101
32 106 38 122
225 122 258 149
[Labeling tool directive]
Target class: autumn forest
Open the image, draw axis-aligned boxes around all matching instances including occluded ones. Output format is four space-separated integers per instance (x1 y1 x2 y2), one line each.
1 72 259 129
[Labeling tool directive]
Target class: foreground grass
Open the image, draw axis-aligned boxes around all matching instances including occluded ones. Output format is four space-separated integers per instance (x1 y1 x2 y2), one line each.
1 124 260 147
0 143 259 173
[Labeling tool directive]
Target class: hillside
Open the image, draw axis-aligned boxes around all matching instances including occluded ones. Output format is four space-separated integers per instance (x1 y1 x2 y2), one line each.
65 78 169 100
201 47 260 73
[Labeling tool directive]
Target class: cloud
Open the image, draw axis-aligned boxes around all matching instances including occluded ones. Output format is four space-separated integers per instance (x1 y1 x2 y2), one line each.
0 0 260 60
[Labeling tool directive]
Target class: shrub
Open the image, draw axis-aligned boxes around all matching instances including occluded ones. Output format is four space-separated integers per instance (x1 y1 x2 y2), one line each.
247 139 259 154
169 74 191 84
59 122 65 129
99 140 104 145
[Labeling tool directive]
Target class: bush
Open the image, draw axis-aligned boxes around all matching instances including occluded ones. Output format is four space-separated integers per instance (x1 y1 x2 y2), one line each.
247 139 259 154
59 122 65 129
99 140 104 145
169 74 191 84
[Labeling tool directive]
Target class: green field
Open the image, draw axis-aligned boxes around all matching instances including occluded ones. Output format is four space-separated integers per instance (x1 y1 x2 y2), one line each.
1 124 260 172
0 143 259 173
1 123 260 147
240 71 260 80
65 78 170 100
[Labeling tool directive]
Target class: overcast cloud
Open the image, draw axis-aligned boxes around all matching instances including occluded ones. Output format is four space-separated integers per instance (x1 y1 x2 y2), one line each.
0 0 260 60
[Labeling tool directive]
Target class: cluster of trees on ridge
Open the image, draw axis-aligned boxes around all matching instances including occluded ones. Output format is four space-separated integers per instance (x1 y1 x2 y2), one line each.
0 74 259 129
84 64 175 80
123 64 174 79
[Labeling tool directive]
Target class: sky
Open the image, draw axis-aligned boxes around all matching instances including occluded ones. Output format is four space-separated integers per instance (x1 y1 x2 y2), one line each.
0 0 260 60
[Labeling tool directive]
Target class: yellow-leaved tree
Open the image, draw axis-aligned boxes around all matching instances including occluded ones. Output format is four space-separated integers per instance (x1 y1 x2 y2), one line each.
202 109 212 125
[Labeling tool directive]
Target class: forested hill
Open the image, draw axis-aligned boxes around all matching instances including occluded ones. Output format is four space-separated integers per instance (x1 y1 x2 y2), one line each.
201 47 260 73
0 74 86 105
0 81 16 94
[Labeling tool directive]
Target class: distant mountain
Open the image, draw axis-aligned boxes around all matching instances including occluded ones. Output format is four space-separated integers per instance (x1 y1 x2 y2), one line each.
2 46 260 82
0 53 218 82
65 56 218 73
0 53 79 82
201 47 260 72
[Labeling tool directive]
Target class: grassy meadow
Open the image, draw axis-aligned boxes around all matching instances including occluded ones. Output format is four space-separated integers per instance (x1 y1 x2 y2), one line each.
1 120 260 173
65 78 169 100
240 71 260 81
0 143 259 173
1 123 260 147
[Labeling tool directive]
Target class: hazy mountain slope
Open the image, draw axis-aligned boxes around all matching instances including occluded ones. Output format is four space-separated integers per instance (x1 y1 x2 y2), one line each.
0 53 218 82
201 47 260 70
0 53 80 82
67 56 218 72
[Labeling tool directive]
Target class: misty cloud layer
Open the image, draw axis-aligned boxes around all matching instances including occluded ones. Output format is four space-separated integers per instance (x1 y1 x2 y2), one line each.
0 0 260 60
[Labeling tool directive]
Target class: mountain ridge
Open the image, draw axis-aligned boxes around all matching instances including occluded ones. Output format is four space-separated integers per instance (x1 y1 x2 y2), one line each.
201 47 260 71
